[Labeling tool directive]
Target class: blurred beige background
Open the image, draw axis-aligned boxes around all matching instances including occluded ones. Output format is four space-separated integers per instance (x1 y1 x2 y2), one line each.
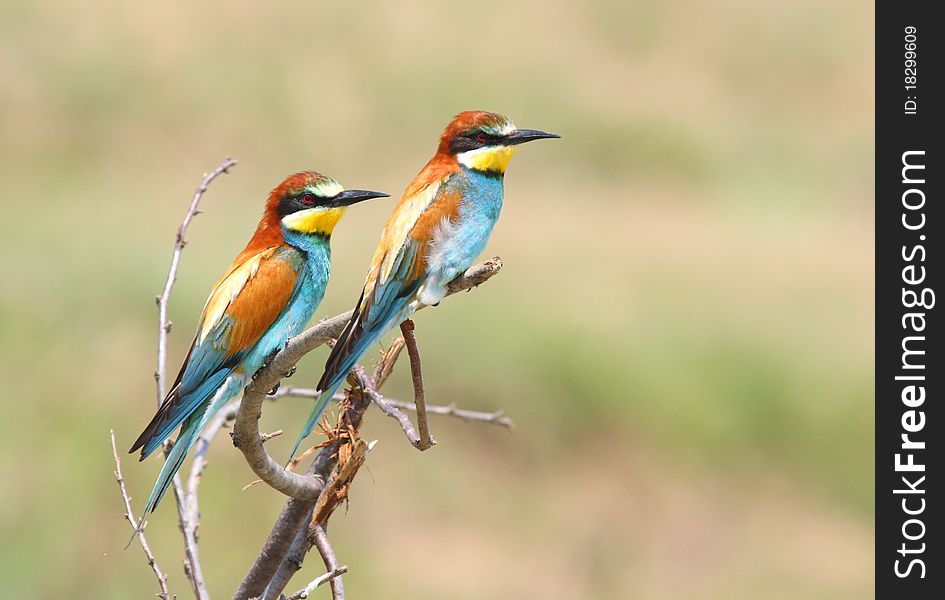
0 1 873 598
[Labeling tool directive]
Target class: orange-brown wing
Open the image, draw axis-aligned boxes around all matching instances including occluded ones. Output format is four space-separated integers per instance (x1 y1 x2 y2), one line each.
130 245 303 457
196 246 302 359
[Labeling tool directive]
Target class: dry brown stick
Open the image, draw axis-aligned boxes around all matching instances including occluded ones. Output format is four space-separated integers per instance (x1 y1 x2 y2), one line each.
109 430 172 600
153 156 235 600
312 439 377 524
373 337 406 386
231 258 503 500
399 319 435 450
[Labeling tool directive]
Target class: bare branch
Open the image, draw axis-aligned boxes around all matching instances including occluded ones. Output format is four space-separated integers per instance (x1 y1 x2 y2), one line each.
266 439 373 600
235 337 406 600
231 258 503 501
233 390 371 600
260 430 284 443
399 319 434 450
274 386 514 430
155 157 236 600
268 387 340 401
171 480 207 600
110 430 172 600
233 494 320 600
379 399 514 429
352 366 422 448
308 525 345 600
284 566 348 600
157 157 238 407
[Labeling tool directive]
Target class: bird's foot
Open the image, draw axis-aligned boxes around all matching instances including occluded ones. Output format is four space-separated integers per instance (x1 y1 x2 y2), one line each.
256 347 283 376
283 365 296 379
268 382 280 396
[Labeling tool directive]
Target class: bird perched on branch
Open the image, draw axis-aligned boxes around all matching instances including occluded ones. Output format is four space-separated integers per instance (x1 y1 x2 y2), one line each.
291 111 558 458
129 171 388 526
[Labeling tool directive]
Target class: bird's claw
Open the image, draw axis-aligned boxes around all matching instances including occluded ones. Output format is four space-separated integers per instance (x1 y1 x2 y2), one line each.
256 347 283 377
268 382 281 396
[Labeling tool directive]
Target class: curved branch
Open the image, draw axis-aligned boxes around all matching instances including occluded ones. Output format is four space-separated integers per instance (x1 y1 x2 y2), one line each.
233 358 383 600
231 257 503 500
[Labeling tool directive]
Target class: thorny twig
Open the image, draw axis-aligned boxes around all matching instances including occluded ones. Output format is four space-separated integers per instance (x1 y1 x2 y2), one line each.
110 430 173 600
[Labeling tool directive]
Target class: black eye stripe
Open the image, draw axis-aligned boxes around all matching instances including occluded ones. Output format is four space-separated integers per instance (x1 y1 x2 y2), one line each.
450 130 503 154
277 191 325 217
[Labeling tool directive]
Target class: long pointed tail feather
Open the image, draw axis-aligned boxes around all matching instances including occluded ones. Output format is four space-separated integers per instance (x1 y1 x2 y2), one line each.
125 415 201 548
286 378 346 463
126 376 242 547
287 312 401 461
130 369 230 460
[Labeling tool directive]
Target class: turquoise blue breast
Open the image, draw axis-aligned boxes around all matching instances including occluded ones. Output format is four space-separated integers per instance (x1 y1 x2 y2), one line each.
435 167 505 276
243 235 331 374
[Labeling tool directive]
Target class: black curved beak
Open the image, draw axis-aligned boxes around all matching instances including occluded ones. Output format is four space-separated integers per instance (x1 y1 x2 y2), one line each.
333 189 390 206
505 128 561 146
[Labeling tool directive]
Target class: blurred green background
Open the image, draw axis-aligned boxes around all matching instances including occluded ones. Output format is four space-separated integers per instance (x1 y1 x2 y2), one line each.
0 0 873 598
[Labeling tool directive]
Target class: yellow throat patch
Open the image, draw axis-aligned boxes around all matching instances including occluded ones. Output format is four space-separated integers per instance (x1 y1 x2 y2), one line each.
459 145 517 174
281 207 347 235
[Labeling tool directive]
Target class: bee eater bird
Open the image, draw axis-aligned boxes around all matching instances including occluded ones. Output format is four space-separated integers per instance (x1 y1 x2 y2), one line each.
129 171 388 523
290 111 559 458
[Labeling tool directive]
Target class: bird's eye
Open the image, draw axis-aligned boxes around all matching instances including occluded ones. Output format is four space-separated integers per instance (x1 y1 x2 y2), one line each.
475 132 489 144
300 192 316 205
